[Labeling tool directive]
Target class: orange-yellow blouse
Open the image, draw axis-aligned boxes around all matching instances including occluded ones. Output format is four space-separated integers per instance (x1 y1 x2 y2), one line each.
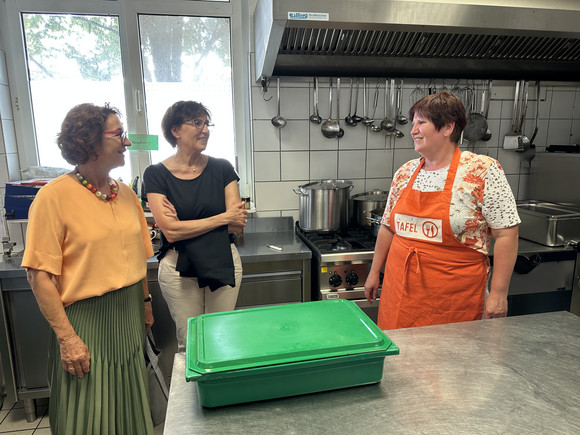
21 174 154 306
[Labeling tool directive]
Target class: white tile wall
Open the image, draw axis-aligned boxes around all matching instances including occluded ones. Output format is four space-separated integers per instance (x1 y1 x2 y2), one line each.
254 152 280 182
309 150 337 180
281 151 309 181
250 77 580 220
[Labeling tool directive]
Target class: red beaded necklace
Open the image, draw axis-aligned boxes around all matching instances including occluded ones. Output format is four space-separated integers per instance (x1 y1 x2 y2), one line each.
75 170 119 201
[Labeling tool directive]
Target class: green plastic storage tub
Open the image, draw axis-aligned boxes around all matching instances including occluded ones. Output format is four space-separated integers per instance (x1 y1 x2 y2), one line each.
185 299 399 407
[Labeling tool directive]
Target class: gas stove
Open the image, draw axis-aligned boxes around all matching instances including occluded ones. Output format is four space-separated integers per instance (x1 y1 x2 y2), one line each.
295 223 381 322
295 223 376 262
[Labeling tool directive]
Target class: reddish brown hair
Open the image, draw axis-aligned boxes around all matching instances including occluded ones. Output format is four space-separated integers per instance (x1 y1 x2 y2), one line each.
409 91 466 143
57 103 120 165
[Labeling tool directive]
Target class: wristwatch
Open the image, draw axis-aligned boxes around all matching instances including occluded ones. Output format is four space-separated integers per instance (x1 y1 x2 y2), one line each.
144 294 152 303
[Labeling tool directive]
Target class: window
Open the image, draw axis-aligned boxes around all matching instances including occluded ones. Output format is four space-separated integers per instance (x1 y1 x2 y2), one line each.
22 13 131 181
3 0 250 192
138 14 235 167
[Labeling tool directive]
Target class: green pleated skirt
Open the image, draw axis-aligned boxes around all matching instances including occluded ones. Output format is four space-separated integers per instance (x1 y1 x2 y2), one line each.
48 282 154 435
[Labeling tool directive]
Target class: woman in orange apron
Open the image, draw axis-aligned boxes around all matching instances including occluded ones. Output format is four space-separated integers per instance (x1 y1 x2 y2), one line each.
365 91 519 330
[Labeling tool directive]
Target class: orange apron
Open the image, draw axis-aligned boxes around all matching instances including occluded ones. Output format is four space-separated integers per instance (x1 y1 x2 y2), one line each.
378 147 489 329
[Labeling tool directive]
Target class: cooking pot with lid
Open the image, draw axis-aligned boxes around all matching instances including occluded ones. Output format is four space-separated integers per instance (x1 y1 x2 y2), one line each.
294 179 353 231
351 189 389 228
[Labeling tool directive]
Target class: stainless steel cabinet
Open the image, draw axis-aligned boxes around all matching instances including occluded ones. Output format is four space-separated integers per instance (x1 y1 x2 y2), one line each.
237 259 307 307
0 276 50 421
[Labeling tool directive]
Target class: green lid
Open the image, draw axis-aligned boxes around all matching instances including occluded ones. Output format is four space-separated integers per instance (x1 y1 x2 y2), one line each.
186 299 398 377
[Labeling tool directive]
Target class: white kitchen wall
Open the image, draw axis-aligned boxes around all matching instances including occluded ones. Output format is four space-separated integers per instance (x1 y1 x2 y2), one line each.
250 73 580 222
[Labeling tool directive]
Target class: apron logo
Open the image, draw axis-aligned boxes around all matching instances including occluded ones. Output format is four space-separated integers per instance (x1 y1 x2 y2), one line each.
394 213 443 243
422 221 439 239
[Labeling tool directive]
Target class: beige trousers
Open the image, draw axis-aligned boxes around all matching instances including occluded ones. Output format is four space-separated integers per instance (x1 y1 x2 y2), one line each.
158 244 242 351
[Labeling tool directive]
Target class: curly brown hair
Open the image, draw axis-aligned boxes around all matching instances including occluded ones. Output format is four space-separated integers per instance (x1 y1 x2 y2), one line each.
161 101 211 147
409 91 466 143
57 103 121 165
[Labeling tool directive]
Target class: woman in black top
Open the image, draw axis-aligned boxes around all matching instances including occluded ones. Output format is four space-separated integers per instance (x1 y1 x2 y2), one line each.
143 101 247 351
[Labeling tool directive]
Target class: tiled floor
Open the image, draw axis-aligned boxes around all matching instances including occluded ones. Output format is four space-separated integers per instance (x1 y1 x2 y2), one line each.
0 398 50 434
0 398 164 434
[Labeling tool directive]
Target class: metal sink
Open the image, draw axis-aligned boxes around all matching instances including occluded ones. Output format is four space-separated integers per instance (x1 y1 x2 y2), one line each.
517 200 580 217
517 200 580 246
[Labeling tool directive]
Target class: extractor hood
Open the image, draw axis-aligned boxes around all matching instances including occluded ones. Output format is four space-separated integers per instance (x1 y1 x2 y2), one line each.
254 0 580 81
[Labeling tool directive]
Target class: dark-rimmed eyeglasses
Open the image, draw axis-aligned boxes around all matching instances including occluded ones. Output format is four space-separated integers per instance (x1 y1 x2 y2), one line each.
184 119 214 130
103 129 128 143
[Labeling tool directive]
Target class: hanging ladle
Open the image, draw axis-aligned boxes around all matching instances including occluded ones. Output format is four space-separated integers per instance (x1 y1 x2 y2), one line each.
362 78 373 126
352 78 362 123
380 78 395 132
396 79 408 125
310 77 322 124
336 78 345 138
345 78 356 127
369 80 383 132
271 77 287 128
321 78 340 139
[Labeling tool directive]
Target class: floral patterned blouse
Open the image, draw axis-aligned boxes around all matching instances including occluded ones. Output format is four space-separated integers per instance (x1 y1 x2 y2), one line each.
382 150 520 255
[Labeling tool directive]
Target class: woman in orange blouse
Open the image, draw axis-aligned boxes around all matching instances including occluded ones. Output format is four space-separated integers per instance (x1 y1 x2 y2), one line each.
22 104 155 434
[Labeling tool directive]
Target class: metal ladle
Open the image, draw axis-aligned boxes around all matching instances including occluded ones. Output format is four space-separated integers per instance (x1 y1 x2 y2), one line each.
380 78 395 132
310 77 322 124
385 129 405 138
344 78 356 126
369 81 383 132
271 77 287 128
321 78 340 139
396 79 408 125
336 78 345 138
362 78 373 126
518 80 531 149
352 78 362 123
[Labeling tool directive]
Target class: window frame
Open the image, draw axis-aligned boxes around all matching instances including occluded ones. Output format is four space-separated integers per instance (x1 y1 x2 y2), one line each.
2 0 252 195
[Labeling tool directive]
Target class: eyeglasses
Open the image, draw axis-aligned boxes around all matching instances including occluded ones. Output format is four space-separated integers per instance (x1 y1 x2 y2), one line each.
103 129 128 143
184 119 214 130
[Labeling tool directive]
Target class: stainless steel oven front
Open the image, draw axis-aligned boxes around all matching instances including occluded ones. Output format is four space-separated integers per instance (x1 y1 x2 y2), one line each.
313 252 381 324
295 223 381 323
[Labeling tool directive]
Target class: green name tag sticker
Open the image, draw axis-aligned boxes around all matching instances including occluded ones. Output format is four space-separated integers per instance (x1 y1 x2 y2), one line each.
128 134 158 151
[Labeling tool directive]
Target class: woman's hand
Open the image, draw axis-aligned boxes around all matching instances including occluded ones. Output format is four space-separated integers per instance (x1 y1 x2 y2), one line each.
364 225 394 304
145 302 154 331
162 197 178 220
225 201 248 227
59 334 91 378
364 273 380 304
484 291 508 319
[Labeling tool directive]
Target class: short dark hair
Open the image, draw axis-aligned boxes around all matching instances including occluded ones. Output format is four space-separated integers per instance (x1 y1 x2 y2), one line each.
57 103 120 165
161 101 211 147
409 91 466 143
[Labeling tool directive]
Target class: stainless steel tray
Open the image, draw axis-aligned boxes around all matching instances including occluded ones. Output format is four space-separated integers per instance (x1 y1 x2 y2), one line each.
517 200 580 246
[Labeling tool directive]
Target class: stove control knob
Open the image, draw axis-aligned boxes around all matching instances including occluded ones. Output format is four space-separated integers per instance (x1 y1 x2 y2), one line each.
329 272 342 288
345 271 359 286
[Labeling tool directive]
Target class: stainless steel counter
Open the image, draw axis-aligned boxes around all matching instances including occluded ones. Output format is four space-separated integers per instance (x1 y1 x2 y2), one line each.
234 231 312 263
164 311 580 434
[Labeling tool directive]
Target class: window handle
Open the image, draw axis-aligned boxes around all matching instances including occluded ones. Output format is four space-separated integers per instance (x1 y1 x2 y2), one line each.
135 90 143 112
